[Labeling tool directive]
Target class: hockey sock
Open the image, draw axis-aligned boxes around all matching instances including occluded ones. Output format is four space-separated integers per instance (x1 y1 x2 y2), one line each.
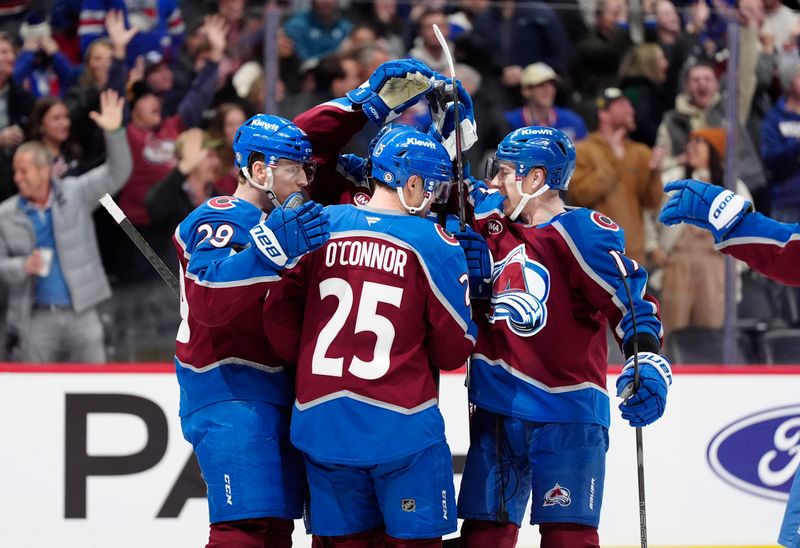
382 535 443 547
539 522 599 548
459 519 519 548
206 517 293 548
313 526 385 547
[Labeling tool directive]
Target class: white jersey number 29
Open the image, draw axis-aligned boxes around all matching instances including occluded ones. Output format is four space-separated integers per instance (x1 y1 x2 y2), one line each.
312 278 403 380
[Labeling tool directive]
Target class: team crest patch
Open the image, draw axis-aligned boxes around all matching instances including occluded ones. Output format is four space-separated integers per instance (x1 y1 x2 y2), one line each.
353 192 370 206
435 224 460 246
401 498 416 512
207 196 238 210
487 219 504 235
590 211 619 231
489 244 550 337
543 483 571 507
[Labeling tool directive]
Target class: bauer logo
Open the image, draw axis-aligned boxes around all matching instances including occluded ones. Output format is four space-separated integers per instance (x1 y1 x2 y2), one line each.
707 404 800 501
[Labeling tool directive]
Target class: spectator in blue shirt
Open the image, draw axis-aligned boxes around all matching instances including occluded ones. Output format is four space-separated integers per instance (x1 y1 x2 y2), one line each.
505 63 587 142
283 0 353 62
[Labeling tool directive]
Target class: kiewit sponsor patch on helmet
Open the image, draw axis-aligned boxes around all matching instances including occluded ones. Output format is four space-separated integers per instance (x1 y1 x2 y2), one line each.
519 128 554 136
250 118 280 132
543 483 571 507
590 211 619 231
405 137 437 149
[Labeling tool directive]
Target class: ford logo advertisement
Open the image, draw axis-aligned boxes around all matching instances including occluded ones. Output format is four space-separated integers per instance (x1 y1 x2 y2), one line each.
707 404 800 501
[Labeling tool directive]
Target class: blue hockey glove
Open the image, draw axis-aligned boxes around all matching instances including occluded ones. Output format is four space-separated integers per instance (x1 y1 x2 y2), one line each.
659 179 752 241
616 352 672 427
427 76 478 160
346 59 435 126
445 216 493 299
250 199 330 268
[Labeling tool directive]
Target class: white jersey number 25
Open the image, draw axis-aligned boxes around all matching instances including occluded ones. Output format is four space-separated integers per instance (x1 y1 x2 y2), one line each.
312 278 403 380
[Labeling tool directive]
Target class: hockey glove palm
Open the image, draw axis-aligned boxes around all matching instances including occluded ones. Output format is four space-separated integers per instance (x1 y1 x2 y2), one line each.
346 59 435 125
616 352 672 427
445 216 493 299
250 200 330 268
659 179 752 241
427 76 478 160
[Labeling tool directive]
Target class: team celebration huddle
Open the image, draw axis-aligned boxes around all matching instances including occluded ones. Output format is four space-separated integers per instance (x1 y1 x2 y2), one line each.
173 57 800 548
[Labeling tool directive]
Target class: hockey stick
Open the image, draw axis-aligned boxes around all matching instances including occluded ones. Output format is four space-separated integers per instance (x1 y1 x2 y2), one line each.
99 193 181 298
432 24 467 232
615 262 648 548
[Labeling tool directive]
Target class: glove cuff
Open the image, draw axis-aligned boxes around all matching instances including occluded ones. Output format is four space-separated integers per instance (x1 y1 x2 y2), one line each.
621 352 673 388
249 223 288 268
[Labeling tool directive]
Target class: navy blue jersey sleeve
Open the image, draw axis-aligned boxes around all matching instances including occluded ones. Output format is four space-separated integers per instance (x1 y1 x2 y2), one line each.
555 209 663 354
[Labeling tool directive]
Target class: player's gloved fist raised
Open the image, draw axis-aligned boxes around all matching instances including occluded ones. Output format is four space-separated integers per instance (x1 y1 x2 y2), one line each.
427 76 478 160
659 179 752 241
250 197 330 268
445 216 493 299
346 59 435 126
616 352 672 427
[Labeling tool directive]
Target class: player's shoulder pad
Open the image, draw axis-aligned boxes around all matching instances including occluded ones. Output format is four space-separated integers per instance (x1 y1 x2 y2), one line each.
179 197 263 250
395 215 464 269
555 207 627 253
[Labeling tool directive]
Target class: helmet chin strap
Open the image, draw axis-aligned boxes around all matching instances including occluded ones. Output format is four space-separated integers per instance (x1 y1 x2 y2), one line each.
243 165 282 208
509 179 549 221
397 187 433 216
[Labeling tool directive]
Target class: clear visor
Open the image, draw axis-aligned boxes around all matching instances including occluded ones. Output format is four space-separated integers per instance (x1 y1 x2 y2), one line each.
269 158 317 183
428 178 453 204
485 157 519 182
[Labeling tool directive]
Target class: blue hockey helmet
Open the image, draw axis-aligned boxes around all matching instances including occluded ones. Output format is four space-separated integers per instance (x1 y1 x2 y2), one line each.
370 126 452 214
487 126 576 191
232 114 314 171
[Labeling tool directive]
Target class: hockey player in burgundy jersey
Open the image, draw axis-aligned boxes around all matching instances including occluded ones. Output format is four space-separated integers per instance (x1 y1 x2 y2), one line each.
173 59 443 548
658 179 800 548
454 127 671 548
263 127 476 547
174 114 331 547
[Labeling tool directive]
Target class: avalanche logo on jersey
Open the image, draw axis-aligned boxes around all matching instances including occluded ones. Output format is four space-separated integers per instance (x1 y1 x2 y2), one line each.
488 244 550 337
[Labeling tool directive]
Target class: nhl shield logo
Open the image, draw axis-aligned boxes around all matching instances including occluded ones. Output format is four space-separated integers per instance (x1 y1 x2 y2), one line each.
489 244 550 337
543 483 571 507
401 498 416 512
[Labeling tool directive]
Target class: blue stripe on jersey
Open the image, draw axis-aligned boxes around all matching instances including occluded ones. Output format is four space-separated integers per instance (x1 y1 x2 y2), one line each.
175 358 293 416
290 396 446 465
469 355 611 427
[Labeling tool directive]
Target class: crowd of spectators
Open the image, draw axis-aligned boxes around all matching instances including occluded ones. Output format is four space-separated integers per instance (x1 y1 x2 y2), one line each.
0 0 798 363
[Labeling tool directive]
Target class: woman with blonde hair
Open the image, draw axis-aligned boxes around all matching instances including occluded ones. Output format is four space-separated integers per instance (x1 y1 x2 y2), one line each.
618 42 671 147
